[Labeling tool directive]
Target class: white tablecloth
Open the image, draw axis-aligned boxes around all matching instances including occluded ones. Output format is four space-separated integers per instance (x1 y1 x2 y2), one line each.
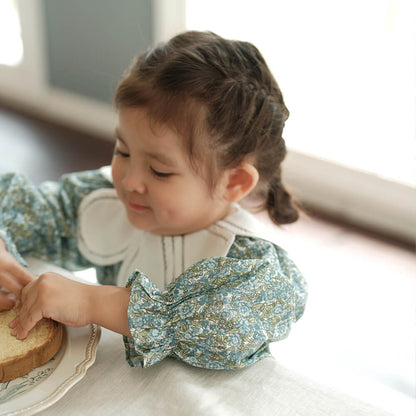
26 259 390 416
37 329 390 416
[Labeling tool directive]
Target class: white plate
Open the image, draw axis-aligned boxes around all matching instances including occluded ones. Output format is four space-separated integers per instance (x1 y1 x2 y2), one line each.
0 323 100 416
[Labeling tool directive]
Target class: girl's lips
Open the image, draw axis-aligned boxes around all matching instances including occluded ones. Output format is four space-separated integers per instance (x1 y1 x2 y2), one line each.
128 202 149 211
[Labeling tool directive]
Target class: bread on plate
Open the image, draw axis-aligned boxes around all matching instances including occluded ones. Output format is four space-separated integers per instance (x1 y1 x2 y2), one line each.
0 308 63 382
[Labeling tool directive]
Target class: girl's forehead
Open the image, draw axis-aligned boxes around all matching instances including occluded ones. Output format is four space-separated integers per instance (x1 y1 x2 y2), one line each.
117 107 203 167
119 104 210 152
118 107 184 146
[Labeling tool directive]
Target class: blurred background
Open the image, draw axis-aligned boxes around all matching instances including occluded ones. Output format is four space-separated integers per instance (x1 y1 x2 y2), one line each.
0 1 415 415
0 0 414 243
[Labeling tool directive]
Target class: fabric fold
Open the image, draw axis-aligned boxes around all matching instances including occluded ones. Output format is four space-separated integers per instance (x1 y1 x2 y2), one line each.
124 238 306 370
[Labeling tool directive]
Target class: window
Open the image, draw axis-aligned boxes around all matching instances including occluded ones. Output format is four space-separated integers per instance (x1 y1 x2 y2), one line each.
0 0 413 241
186 0 415 187
0 0 23 66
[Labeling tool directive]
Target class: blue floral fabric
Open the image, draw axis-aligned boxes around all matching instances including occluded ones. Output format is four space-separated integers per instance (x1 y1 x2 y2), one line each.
0 171 119 284
124 236 307 369
0 170 307 370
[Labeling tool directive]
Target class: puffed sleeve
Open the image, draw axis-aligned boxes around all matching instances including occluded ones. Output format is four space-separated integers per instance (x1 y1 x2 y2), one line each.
0 170 113 271
124 236 307 370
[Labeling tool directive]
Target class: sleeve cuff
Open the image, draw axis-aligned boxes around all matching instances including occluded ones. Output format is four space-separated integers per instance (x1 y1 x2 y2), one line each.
123 256 293 370
0 229 28 267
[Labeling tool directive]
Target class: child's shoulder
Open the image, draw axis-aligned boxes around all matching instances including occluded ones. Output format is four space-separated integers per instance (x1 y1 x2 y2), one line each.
216 204 294 258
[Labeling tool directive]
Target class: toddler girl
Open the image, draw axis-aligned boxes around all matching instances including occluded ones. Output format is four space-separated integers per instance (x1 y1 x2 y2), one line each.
0 31 307 370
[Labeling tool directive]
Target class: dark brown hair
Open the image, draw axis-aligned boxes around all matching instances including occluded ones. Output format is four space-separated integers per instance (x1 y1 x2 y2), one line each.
114 31 298 225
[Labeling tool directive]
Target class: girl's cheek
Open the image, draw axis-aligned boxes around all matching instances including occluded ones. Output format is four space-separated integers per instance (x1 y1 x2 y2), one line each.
111 162 123 188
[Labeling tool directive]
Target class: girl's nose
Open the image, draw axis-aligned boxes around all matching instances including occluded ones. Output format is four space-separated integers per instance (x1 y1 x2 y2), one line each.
122 169 146 194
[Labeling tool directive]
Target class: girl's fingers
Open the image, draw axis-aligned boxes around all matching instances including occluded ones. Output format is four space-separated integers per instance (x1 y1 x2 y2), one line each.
9 317 18 329
0 248 34 289
0 266 33 303
0 291 16 311
0 271 22 299
17 310 43 340
11 263 34 286
14 300 42 340
10 319 19 336
14 320 32 340
14 279 46 339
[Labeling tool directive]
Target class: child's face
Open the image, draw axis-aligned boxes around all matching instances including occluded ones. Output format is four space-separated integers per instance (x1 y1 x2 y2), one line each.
111 107 231 235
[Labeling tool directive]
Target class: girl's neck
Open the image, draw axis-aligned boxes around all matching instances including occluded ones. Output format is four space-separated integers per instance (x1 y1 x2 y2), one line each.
150 203 237 237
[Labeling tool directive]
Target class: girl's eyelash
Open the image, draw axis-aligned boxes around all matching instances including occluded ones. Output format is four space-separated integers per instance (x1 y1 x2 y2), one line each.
114 147 171 177
115 148 129 158
150 167 172 178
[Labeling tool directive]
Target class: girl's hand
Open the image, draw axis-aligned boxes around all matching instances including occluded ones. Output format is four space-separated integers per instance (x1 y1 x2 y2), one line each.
0 239 34 310
9 272 93 340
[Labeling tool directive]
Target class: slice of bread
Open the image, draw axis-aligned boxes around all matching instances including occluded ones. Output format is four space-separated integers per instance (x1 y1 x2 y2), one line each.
0 308 63 382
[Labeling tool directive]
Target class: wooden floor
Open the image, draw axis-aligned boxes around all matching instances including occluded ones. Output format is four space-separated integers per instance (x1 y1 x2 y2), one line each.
0 104 415 415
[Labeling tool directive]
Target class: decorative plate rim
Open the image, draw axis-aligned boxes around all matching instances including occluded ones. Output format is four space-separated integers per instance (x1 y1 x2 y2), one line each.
0 323 101 416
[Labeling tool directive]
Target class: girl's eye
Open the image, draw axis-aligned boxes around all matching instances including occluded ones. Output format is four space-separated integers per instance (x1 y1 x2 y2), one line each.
115 148 130 158
150 167 172 178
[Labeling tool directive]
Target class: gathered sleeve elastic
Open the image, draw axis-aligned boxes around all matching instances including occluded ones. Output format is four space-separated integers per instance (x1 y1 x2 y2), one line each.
124 236 307 370
0 170 113 272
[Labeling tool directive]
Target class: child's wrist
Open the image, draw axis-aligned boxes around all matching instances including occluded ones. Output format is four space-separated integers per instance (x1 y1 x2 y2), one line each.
85 284 132 337
85 284 100 326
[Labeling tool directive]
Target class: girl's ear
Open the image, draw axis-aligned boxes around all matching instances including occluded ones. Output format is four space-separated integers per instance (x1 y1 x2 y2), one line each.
222 162 259 202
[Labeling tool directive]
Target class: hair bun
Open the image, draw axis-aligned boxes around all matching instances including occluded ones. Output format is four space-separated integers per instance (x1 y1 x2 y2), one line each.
266 179 299 224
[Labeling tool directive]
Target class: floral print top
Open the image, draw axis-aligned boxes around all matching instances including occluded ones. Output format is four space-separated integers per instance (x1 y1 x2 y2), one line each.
0 170 307 370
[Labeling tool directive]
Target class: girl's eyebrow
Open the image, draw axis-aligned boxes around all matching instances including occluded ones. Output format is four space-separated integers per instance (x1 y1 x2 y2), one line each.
114 128 177 168
114 128 126 144
146 151 177 168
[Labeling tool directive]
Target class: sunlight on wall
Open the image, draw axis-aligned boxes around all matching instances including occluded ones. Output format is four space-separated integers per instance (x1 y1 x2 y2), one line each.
0 0 23 66
186 0 416 187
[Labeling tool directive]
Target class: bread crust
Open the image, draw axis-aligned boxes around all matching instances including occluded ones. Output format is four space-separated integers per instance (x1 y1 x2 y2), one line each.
0 319 63 383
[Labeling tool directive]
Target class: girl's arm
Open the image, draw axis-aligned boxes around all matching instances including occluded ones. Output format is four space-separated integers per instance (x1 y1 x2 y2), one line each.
124 237 307 370
10 273 132 339
0 170 112 271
